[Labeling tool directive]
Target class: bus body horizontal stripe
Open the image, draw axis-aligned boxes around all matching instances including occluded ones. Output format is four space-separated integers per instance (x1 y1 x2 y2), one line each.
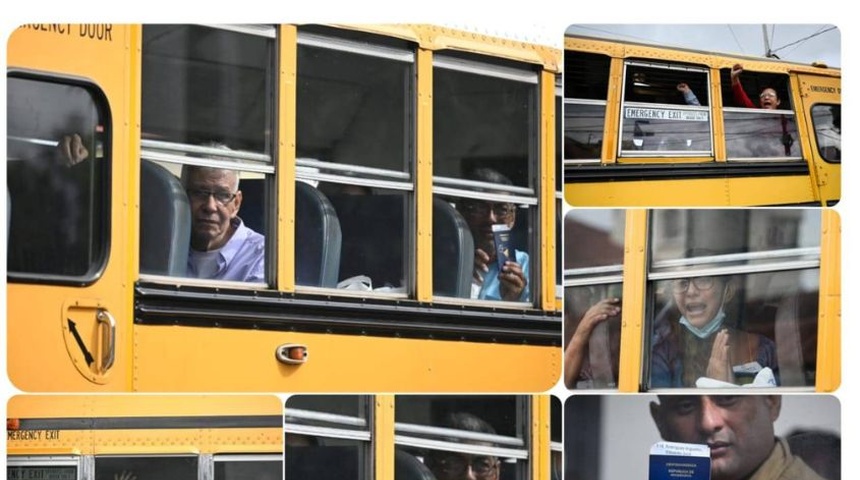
16 415 282 431
134 283 561 346
565 161 810 183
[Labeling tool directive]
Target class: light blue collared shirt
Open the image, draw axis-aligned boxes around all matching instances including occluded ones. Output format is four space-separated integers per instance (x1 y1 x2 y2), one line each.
472 249 530 302
187 217 265 283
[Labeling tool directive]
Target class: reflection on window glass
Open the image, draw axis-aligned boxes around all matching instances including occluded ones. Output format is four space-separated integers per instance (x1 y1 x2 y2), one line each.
647 210 821 389
395 396 526 480
95 456 197 480
285 395 369 480
619 62 712 156
811 104 841 162
724 111 800 159
564 210 625 390
214 459 281 480
563 51 611 162
295 29 414 292
7 466 77 480
7 76 108 278
142 25 274 153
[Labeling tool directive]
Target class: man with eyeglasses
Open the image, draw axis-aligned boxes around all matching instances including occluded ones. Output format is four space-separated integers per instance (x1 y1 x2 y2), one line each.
650 274 777 388
456 167 529 302
424 412 501 480
182 149 264 282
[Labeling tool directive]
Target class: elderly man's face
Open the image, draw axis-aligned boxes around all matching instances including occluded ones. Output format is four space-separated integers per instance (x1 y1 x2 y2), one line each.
185 167 242 251
758 89 781 109
427 451 500 480
650 396 780 480
458 200 516 256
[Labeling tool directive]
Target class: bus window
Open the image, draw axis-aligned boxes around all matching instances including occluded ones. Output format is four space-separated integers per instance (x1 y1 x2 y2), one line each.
720 67 800 160
140 24 275 283
295 27 414 293
7 458 78 480
95 456 198 479
213 455 282 480
433 54 539 303
620 61 712 156
563 52 610 163
811 104 841 162
395 395 528 480
646 209 821 389
564 210 625 389
285 395 371 480
7 75 109 280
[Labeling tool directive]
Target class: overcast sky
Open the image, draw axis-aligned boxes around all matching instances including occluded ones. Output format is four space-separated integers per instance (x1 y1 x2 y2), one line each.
565 24 840 68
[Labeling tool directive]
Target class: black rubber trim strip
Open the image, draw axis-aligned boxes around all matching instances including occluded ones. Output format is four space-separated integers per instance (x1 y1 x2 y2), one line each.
565 161 810 183
134 282 561 346
16 415 282 431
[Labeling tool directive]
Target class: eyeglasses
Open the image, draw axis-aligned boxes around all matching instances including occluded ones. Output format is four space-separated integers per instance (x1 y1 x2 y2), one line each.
461 201 515 219
187 188 238 205
433 454 499 478
671 276 717 293
759 92 778 99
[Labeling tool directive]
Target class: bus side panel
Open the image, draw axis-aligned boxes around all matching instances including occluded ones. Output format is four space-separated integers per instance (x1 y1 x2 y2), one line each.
7 25 136 392
565 176 816 206
795 73 841 205
132 326 560 392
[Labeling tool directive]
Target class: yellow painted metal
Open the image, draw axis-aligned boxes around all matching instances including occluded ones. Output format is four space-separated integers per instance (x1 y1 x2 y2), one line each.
617 210 647 392
530 395 550 480
794 73 842 205
6 395 282 455
6 24 135 391
600 58 624 164
816 210 841 391
710 67 728 162
278 25 299 291
132 326 560 391
566 175 818 207
540 70 557 311
376 396 396 480
415 47 434 302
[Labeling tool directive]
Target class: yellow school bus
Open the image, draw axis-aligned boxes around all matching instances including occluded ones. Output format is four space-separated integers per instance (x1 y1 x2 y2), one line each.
6 395 282 479
563 34 841 206
563 208 840 392
284 394 561 480
6 24 561 392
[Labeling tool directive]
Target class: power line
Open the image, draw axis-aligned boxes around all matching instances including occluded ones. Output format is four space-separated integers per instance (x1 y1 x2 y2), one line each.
771 26 837 54
727 25 745 53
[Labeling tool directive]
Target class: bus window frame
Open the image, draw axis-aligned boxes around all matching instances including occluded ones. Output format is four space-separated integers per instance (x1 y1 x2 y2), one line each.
722 107 803 162
285 395 373 480
809 103 841 164
294 27 417 298
393 395 531 480
430 53 541 307
618 60 713 159
6 70 113 286
138 23 277 288
643 215 823 391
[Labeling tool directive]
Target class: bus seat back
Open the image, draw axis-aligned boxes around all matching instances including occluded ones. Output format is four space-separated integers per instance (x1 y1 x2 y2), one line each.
140 159 191 276
285 446 360 480
238 178 266 235
395 449 437 480
296 181 342 288
328 194 405 290
433 197 474 298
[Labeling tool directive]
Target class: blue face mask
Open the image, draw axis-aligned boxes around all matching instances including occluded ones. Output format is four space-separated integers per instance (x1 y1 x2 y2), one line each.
680 308 726 339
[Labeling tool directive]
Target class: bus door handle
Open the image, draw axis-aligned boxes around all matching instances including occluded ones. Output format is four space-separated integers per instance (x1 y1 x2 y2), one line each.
96 309 116 373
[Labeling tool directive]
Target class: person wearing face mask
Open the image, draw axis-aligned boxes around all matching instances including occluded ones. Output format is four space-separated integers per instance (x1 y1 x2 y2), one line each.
650 274 778 387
